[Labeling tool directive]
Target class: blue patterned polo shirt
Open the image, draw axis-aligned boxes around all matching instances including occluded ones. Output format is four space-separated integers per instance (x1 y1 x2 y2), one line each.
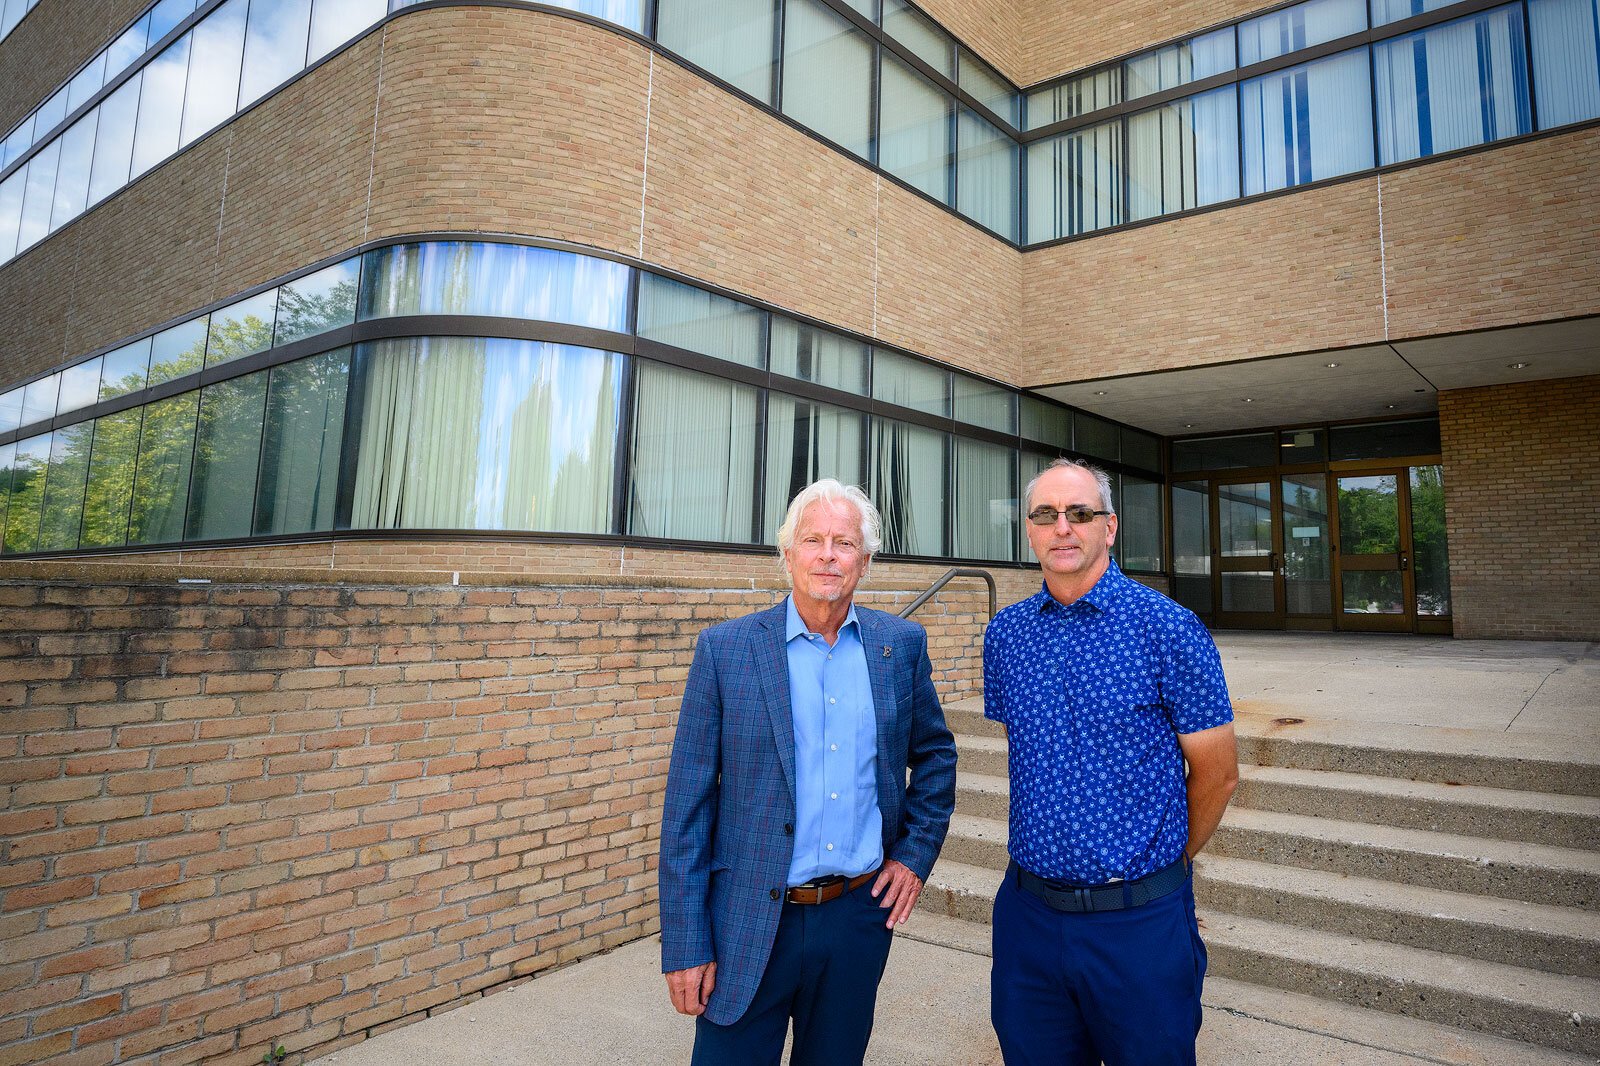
983 558 1233 884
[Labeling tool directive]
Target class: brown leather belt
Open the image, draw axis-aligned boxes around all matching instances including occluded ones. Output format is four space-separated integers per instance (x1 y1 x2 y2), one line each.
785 869 877 905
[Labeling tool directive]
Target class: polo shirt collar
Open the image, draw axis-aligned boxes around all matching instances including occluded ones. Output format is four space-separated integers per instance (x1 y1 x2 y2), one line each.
785 595 860 641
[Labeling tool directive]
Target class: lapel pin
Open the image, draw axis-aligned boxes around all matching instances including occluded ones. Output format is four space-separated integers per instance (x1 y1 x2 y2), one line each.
883 646 892 658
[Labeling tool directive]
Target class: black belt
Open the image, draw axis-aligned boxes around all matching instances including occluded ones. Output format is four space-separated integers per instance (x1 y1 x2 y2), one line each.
1011 856 1189 914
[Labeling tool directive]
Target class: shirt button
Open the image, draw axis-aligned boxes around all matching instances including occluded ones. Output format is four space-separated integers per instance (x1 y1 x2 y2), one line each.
828 697 836 705
830 744 838 751
826 843 834 851
830 792 838 800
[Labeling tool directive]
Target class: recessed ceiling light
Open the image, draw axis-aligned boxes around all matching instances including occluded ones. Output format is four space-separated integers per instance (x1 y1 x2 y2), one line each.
1184 423 1195 429
1507 361 1530 369
1325 362 1340 369
1386 404 1397 409
1094 390 1108 396
1241 397 1254 403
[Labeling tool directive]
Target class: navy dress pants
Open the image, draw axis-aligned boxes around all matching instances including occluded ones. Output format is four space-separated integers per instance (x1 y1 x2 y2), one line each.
990 871 1206 1066
690 883 895 1066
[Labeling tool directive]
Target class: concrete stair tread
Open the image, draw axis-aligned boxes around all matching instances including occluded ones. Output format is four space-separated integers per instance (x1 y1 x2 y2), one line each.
1196 853 1600 944
1222 806 1600 876
955 770 1007 794
1201 911 1600 1030
954 733 1005 754
1239 762 1600 820
1235 711 1600 768
925 856 1005 899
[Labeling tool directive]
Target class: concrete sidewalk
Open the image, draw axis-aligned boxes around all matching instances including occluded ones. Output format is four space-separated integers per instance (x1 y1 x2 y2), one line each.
311 633 1598 1066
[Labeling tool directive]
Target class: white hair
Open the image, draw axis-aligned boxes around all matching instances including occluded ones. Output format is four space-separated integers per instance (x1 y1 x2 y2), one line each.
1024 458 1116 515
776 479 883 561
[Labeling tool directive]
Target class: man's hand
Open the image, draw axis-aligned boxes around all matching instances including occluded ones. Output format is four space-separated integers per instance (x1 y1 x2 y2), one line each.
665 961 717 1016
870 860 923 929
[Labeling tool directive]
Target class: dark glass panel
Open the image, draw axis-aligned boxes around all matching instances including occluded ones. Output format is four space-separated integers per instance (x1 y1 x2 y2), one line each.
628 361 758 542
1328 419 1440 460
763 393 868 543
128 392 199 545
273 258 359 346
953 436 1015 560
1172 432 1276 471
255 349 349 536
80 409 143 549
37 423 93 551
187 372 268 541
3 434 51 554
873 416 947 555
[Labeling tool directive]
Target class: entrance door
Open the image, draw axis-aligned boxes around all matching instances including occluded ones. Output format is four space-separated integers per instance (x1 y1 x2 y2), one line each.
1213 478 1282 628
1333 472 1413 632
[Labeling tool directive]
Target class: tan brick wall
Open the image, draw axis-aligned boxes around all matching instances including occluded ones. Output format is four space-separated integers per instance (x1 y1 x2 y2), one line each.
1015 0 1265 84
915 0 1025 84
1438 375 1600 640
1383 128 1600 339
0 556 1013 1063
0 0 149 134
1020 177 1387 385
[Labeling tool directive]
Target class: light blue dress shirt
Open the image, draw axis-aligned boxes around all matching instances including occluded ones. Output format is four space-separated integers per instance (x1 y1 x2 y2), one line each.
784 596 883 886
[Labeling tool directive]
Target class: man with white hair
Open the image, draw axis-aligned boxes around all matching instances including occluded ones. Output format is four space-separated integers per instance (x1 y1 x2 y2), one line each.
660 478 957 1065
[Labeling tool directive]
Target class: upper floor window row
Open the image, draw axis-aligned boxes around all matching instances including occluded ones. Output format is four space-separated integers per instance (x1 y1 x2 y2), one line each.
1 0 1596 265
0 0 40 46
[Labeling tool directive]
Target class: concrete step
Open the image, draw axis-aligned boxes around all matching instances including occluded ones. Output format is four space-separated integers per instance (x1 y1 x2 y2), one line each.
953 770 1008 822
944 701 1004 740
919 856 1002 926
1233 763 1600 851
1213 807 1600 910
1236 712 1600 797
1202 912 1600 1057
954 733 1007 777
1195 854 1600 979
939 812 1010 871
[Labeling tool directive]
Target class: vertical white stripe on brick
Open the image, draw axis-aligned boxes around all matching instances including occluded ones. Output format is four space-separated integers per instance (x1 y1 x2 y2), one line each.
362 26 390 241
639 52 655 261
1376 173 1390 341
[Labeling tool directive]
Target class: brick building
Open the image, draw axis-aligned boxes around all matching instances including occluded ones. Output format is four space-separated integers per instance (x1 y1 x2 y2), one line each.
0 0 1597 1061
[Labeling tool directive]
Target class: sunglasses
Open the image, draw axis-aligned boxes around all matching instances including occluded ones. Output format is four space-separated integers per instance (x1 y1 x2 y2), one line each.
1027 506 1111 526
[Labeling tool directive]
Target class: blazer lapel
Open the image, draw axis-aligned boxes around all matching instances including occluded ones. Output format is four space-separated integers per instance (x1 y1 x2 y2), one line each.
754 606 797 798
857 609 898 771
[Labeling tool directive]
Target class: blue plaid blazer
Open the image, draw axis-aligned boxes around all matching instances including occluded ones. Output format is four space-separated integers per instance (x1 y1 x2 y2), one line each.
659 601 957 1026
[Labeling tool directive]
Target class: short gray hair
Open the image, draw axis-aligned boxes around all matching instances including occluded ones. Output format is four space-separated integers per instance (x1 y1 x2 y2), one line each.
1024 459 1116 515
776 479 883 558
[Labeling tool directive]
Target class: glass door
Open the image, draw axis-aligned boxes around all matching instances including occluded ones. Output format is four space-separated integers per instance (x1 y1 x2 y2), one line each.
1281 473 1332 620
1213 478 1281 628
1333 472 1412 631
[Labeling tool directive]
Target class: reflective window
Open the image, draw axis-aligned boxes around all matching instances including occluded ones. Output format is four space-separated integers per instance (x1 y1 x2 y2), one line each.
1074 412 1120 461
50 113 98 230
3 434 50 553
1020 396 1071 449
959 49 1019 126
17 141 60 252
953 436 1014 560
1122 427 1162 472
206 290 278 368
240 0 313 108
308 0 386 63
879 53 952 202
100 339 154 400
1118 473 1163 570
1128 86 1239 221
58 357 104 415
0 0 40 41
149 0 197 43
33 88 68 139
0 172 21 260
657 0 776 103
80 409 143 549
873 417 946 555
763 393 867 542
1028 69 1121 130
131 34 193 176
872 348 948 416
67 54 110 113
1028 118 1122 241
637 273 766 368
1282 472 1331 613
187 372 268 540
0 388 22 435
956 106 1017 239
1372 0 1459 25
782 0 875 160
128 392 199 545
1530 0 1600 127
1242 47 1374 194
952 373 1014 432
1328 418 1440 459
107 18 153 76
1375 6 1531 165
1411 465 1450 615
21 374 60 427
883 0 953 76
0 443 10 535
255 349 349 536
1240 0 1366 64
1172 432 1277 470
274 258 360 346
350 338 621 534
180 0 249 148
629 361 758 542
360 242 631 332
1170 480 1211 613
38 423 93 551
1127 27 1236 99
87 75 142 207
770 317 869 394
149 317 210 386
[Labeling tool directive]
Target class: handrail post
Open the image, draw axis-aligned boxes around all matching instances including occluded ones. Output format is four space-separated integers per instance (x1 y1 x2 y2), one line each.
898 567 998 623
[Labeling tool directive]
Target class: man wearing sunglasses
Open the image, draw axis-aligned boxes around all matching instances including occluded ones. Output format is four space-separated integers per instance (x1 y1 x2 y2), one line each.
984 458 1239 1066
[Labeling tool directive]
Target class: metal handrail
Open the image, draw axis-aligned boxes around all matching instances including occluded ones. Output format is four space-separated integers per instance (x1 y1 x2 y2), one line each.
898 568 997 623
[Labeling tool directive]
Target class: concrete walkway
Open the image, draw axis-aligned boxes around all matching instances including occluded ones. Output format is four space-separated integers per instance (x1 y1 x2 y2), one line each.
312 633 1598 1066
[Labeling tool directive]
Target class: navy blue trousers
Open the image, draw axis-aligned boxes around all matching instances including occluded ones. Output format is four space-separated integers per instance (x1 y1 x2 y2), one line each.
990 870 1206 1066
690 883 895 1066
